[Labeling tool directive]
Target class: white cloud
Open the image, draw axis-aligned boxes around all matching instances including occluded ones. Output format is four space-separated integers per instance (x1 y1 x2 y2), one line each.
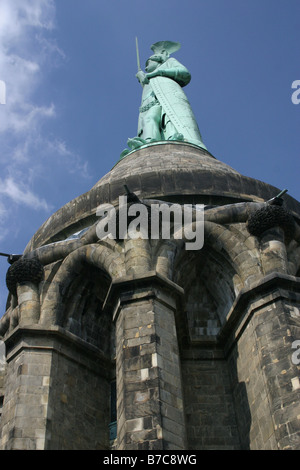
0 0 57 133
0 0 55 41
47 139 90 178
0 1 57 251
0 101 55 134
0 177 51 212
0 0 90 247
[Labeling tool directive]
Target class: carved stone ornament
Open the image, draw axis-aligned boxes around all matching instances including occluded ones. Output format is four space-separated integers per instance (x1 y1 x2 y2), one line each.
247 204 295 239
6 257 44 295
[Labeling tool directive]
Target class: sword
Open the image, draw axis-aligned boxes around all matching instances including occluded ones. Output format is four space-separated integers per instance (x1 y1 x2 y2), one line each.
136 37 141 72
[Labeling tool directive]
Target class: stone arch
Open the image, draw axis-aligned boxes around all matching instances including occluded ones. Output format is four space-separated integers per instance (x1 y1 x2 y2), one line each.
155 220 263 290
154 219 264 341
174 241 237 340
59 264 112 352
40 243 125 328
154 239 179 279
202 221 263 290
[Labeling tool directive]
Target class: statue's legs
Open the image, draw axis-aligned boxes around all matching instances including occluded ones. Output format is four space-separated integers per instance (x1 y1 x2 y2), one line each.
138 105 162 142
162 114 179 141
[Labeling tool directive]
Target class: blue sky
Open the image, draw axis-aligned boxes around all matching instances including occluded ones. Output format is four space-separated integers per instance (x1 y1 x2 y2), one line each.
0 0 299 315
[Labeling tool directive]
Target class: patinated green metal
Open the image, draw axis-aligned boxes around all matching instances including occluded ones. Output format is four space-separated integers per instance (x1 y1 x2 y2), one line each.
121 40 207 158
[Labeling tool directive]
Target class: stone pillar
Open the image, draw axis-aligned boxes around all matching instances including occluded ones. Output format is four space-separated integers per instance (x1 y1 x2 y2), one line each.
225 273 300 450
17 283 40 326
259 227 288 275
109 273 186 450
0 326 111 450
247 203 295 276
0 330 52 450
252 278 300 450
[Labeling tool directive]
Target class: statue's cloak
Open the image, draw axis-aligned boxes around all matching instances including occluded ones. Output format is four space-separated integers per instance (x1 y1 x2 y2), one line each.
149 62 206 149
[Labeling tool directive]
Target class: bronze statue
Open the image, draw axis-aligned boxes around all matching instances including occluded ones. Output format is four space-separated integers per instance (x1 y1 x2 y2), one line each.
121 40 206 158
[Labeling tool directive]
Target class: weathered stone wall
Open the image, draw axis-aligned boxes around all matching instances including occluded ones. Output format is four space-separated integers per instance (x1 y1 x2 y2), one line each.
0 363 6 432
45 347 110 450
181 276 300 451
227 278 300 450
0 326 112 450
228 316 277 450
112 279 186 450
182 357 240 449
0 346 52 450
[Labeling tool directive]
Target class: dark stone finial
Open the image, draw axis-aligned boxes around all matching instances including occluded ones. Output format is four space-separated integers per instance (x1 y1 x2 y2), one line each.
6 257 44 295
247 204 295 240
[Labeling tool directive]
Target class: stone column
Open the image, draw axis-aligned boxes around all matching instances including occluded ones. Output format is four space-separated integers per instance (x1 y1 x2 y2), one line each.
247 203 295 276
0 325 111 450
225 273 300 450
17 283 40 326
252 277 300 450
0 329 52 450
259 227 288 275
109 273 186 450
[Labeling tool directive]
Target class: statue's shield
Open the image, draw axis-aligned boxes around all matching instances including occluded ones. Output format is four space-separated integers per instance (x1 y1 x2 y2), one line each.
150 76 206 149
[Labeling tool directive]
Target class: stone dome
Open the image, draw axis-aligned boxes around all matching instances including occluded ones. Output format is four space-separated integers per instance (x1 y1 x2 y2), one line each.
25 142 300 252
